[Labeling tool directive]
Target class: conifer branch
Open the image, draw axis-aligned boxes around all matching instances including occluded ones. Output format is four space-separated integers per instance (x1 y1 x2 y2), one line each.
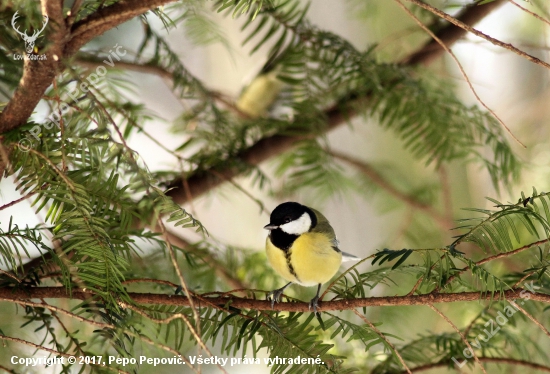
76 57 247 116
443 238 550 288
66 0 177 55
0 0 176 132
1 287 549 311
0 0 65 132
164 0 508 204
4 297 199 371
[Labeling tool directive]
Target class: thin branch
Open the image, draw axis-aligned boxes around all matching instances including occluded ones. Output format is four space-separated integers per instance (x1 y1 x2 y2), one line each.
67 0 84 27
443 238 550 288
394 0 525 148
427 304 488 374
46 299 87 356
0 191 36 211
76 57 250 118
76 57 172 79
1 298 112 327
2 286 549 311
509 0 550 27
330 150 453 230
404 0 550 70
352 309 412 374
161 228 251 292
209 169 269 215
0 270 21 283
156 217 200 323
401 0 506 65
1 297 199 373
509 300 550 338
124 303 227 374
406 253 444 296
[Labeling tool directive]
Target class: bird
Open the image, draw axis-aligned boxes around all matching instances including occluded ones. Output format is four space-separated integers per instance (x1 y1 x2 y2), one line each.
264 201 360 313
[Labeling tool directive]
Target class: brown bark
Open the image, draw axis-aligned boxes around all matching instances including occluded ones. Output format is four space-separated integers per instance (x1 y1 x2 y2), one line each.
1 286 546 312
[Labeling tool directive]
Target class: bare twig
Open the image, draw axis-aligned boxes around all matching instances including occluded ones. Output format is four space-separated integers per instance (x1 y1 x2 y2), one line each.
395 0 525 148
0 191 36 211
427 304 488 374
509 0 550 27
404 0 550 70
161 228 250 292
330 150 453 230
353 309 412 374
401 0 506 65
509 300 550 338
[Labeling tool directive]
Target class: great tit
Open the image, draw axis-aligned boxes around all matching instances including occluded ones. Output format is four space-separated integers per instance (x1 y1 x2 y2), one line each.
264 202 359 313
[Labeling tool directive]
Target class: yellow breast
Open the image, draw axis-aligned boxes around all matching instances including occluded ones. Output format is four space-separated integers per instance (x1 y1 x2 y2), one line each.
266 232 342 287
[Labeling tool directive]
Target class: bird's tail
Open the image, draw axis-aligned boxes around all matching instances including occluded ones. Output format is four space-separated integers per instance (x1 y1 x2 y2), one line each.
341 251 361 262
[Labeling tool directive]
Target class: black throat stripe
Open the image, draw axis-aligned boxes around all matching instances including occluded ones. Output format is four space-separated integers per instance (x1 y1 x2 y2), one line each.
270 229 300 281
284 248 299 281
270 229 297 250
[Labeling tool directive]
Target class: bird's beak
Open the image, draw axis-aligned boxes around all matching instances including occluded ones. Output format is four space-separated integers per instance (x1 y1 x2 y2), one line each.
264 224 278 230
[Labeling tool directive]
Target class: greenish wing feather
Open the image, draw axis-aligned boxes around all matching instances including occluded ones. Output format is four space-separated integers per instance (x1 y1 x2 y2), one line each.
310 208 340 251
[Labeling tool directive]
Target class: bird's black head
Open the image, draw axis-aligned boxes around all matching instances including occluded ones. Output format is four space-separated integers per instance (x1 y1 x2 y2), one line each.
264 202 317 234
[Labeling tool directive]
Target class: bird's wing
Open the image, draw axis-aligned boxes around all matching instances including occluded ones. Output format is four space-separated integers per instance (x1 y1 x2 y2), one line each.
309 208 361 261
309 208 340 252
309 208 337 237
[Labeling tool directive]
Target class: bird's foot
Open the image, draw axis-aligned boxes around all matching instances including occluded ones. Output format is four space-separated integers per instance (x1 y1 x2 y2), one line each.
267 287 286 309
309 295 320 314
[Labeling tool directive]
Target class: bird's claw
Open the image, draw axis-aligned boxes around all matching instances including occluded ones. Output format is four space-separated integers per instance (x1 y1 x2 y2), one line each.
267 288 285 309
309 295 320 314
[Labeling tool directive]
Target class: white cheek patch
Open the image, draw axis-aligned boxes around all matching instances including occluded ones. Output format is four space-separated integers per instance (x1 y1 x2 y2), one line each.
280 212 312 235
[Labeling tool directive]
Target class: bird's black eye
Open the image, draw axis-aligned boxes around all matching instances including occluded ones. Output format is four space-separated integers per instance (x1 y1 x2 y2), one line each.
283 216 291 223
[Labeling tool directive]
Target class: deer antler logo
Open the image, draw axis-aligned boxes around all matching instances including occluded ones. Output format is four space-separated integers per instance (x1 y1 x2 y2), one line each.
11 11 49 54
